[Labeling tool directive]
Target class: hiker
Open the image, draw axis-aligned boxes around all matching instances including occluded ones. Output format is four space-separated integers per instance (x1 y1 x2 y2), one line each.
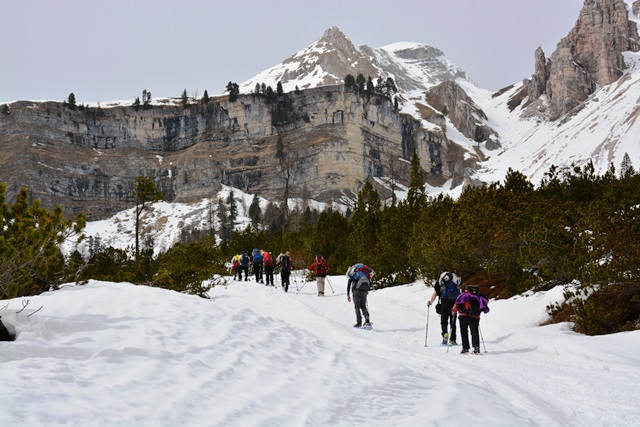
239 252 250 281
252 248 264 284
263 250 275 286
308 254 329 296
427 272 462 345
231 254 241 280
346 263 374 328
453 285 490 354
276 251 294 292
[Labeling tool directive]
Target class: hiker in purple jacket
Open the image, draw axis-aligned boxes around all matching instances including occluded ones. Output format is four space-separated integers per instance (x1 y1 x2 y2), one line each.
453 285 490 354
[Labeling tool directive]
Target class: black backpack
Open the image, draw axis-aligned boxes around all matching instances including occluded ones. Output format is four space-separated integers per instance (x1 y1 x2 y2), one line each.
463 285 483 316
280 255 291 271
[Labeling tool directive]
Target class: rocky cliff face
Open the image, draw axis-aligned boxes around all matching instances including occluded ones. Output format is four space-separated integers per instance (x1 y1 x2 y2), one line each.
425 80 500 150
0 87 449 220
518 0 639 120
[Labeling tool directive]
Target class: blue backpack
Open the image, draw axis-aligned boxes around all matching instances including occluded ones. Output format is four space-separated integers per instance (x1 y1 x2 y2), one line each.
439 272 461 302
348 263 374 292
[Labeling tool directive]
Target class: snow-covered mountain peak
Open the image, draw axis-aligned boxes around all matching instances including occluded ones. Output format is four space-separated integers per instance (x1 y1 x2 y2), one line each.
240 26 379 93
240 27 472 98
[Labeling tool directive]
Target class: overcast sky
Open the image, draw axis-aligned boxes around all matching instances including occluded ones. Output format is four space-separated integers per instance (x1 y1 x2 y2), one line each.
1 0 587 104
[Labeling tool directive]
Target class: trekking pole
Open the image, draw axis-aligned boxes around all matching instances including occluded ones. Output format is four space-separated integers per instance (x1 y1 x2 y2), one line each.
479 324 487 353
424 305 430 347
295 273 307 295
446 313 456 353
325 276 335 293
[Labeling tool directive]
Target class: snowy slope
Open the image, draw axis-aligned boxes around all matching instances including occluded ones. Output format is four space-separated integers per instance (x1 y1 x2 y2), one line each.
1 278 639 426
61 185 338 256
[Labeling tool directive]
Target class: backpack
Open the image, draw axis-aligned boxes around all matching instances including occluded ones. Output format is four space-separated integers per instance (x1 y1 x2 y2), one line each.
240 253 250 267
439 272 461 302
314 255 328 276
280 255 291 271
264 251 274 267
459 285 487 317
350 263 374 292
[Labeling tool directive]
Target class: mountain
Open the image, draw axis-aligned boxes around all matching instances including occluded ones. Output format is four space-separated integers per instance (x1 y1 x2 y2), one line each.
2 0 640 251
240 0 640 187
240 26 467 97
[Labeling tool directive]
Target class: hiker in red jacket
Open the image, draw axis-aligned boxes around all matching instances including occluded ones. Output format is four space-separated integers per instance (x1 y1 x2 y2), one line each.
308 254 329 296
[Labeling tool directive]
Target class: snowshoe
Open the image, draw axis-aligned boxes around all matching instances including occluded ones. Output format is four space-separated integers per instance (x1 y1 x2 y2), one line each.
362 322 373 330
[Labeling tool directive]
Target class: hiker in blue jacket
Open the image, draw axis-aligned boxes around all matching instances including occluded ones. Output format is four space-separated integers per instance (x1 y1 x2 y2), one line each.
346 264 373 328
239 252 250 281
252 248 264 284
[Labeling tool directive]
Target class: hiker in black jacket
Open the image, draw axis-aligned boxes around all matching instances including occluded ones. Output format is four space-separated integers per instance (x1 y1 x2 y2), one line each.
428 272 461 345
276 251 294 292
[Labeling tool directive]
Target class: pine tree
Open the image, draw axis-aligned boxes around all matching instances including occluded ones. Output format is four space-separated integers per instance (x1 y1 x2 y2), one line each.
66 93 77 110
0 183 86 298
217 197 232 244
346 181 381 263
620 152 636 178
406 146 426 209
226 82 240 102
226 190 238 226
132 176 163 265
356 74 366 94
366 76 374 93
202 90 210 104
344 74 356 90
181 89 189 108
248 194 262 229
276 81 284 96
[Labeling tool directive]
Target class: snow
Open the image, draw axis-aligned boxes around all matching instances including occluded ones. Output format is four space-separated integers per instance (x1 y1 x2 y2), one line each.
1 278 639 426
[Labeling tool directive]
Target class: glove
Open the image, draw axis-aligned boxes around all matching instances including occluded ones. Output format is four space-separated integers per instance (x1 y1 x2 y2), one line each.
427 301 432 307
347 295 351 302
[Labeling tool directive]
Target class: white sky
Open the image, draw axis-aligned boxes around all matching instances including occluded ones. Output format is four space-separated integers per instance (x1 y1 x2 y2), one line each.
0 0 585 104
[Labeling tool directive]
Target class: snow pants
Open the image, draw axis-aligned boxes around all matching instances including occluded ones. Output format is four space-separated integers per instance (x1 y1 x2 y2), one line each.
440 300 457 341
316 276 326 295
280 270 291 292
254 262 263 283
458 315 480 350
353 290 370 324
265 265 275 285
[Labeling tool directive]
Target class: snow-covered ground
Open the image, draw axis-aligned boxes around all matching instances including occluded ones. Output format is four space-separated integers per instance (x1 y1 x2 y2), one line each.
2 276 639 426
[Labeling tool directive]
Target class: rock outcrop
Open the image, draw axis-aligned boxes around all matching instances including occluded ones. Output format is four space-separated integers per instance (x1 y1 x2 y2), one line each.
0 87 451 220
425 80 500 150
517 0 639 120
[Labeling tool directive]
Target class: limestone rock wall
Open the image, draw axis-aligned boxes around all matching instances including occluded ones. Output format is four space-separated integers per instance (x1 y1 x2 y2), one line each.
0 87 448 220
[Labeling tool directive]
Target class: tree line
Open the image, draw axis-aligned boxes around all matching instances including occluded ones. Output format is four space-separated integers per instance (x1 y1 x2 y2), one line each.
2 151 639 334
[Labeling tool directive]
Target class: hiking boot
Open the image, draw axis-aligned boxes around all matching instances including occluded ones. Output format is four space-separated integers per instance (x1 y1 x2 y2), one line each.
473 347 481 354
449 340 457 346
442 338 448 345
460 348 469 354
365 316 370 324
353 323 362 328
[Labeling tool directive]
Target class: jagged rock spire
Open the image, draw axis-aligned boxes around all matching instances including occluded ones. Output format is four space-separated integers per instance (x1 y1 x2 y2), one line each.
523 0 639 120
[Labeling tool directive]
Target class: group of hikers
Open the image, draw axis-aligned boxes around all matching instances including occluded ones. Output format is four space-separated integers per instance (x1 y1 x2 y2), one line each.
230 253 489 352
230 249 295 292
428 272 490 354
